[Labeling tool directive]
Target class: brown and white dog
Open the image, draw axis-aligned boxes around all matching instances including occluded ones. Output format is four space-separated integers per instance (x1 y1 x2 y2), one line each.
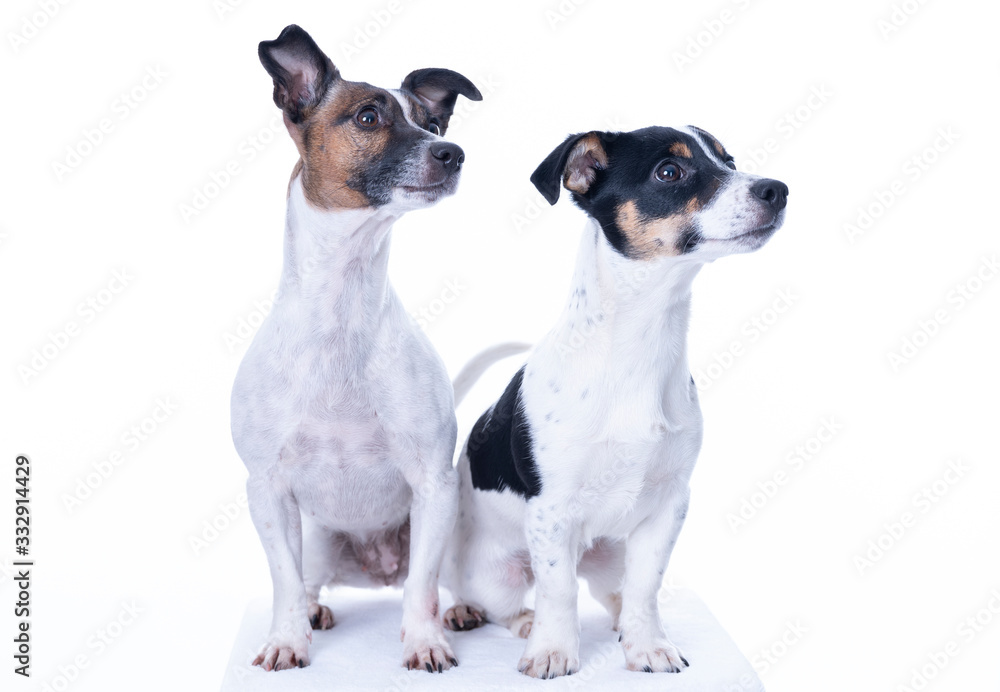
230 25 481 673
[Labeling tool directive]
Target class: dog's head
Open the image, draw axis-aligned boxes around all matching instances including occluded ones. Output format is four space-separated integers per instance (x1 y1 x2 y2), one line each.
531 126 788 260
259 25 482 212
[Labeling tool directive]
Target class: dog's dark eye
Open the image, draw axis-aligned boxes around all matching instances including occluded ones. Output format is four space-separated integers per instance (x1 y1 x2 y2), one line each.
725 159 737 171
356 107 380 128
428 122 442 136
655 162 683 182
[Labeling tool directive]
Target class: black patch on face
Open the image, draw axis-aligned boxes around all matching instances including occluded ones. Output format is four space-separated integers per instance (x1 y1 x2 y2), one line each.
545 127 733 258
466 366 541 499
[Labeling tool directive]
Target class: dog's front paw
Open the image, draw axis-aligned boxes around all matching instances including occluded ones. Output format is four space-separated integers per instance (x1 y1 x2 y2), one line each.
443 603 485 631
402 628 458 672
252 632 311 671
517 645 579 679
623 637 689 673
308 603 335 630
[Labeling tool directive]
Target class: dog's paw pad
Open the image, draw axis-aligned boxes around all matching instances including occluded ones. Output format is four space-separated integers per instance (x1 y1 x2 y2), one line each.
308 603 335 630
443 604 485 631
517 648 579 679
252 641 310 672
402 635 457 673
624 639 688 674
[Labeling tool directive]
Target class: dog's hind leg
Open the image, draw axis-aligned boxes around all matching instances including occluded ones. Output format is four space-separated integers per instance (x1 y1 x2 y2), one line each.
579 538 625 631
444 540 535 638
302 518 341 631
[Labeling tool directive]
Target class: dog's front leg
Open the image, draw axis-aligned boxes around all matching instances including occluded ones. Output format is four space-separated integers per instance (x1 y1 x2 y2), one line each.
519 502 581 679
400 459 459 672
247 473 312 671
618 490 691 673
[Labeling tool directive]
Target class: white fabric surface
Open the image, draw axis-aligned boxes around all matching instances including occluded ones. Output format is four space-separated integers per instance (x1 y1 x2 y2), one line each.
221 587 764 691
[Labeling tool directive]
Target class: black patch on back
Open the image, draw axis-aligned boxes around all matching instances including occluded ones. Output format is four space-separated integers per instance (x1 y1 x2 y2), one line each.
466 367 541 499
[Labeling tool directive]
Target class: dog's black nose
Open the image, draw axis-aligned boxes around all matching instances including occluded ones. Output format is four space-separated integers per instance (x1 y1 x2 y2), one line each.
750 179 788 212
430 142 465 171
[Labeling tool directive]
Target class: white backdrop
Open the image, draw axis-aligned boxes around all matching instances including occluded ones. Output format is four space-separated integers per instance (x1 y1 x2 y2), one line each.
2 0 999 690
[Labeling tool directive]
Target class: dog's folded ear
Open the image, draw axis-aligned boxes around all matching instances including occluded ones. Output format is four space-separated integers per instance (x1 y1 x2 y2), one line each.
259 25 339 124
400 69 482 135
530 132 609 206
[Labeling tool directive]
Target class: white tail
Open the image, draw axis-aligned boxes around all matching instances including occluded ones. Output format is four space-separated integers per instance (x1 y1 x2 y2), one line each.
452 342 532 407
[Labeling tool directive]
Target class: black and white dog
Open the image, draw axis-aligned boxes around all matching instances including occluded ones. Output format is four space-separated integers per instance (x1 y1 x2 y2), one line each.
442 126 788 678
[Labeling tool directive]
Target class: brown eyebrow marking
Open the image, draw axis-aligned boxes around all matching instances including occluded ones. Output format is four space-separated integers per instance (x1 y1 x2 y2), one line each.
669 142 693 158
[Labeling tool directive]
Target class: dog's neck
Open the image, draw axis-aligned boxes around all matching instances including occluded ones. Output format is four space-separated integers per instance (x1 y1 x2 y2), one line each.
550 218 703 393
277 176 401 335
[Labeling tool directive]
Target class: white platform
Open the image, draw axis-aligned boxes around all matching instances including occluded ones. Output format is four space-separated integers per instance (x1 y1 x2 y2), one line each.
221 587 764 691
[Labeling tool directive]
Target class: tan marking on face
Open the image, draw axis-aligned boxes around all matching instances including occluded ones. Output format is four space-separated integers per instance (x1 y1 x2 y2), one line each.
615 199 697 260
712 138 726 158
563 133 608 196
290 81 396 209
669 141 693 158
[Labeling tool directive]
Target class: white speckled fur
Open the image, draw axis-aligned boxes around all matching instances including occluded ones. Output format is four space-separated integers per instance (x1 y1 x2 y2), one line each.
444 128 785 678
231 95 463 671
